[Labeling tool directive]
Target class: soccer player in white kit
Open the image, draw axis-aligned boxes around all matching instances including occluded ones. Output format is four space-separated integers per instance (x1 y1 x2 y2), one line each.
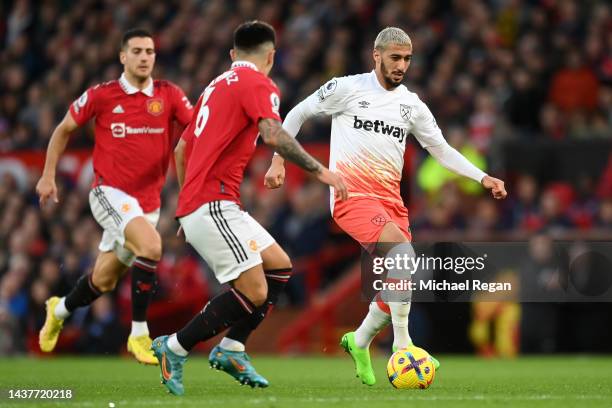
265 27 507 385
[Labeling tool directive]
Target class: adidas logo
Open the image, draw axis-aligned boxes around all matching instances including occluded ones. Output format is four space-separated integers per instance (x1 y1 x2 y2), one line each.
112 105 124 114
358 100 370 108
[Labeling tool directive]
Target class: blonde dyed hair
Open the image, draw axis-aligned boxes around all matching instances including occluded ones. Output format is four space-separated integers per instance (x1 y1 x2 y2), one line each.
374 27 412 50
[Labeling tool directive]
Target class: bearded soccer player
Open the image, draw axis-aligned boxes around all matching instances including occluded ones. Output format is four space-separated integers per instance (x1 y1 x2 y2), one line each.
151 21 347 396
36 28 193 365
264 27 508 385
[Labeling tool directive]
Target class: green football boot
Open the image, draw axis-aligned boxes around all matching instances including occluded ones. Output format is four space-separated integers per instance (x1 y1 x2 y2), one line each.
340 332 376 386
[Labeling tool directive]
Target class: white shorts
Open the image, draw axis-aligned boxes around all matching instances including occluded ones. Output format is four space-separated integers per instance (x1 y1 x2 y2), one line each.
179 200 275 284
89 185 160 266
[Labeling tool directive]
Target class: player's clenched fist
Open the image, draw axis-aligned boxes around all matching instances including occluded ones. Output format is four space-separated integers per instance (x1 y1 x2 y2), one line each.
264 156 285 189
36 177 58 206
317 168 348 201
481 175 507 200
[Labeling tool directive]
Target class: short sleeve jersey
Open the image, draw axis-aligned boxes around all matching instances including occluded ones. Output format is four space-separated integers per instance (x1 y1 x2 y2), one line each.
69 74 193 212
284 71 445 211
176 61 281 217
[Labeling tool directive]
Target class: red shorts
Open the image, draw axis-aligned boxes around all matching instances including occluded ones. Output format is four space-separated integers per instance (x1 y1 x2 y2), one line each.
332 196 412 252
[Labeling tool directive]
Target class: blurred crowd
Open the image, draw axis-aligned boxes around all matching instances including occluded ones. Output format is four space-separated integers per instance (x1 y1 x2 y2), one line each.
1 0 611 148
1 0 611 354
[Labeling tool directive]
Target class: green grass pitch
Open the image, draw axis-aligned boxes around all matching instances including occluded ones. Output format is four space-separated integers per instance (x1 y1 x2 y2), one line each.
1 355 612 407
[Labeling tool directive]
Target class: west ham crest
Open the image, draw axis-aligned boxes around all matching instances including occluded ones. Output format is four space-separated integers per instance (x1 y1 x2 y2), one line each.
400 104 412 121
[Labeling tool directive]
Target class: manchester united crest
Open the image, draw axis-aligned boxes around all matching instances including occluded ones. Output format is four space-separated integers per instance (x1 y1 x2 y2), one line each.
147 99 164 116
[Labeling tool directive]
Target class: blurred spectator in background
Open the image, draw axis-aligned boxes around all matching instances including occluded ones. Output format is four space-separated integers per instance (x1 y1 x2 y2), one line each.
505 69 545 134
549 50 599 115
507 174 539 231
520 235 563 353
0 303 24 354
596 198 612 230
417 126 486 196
75 295 123 354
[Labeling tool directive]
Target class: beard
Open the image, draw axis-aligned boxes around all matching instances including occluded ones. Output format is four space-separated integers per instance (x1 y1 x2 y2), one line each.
381 60 404 88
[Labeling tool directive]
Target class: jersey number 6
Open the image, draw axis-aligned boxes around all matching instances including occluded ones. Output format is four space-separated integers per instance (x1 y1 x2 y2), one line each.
193 85 216 138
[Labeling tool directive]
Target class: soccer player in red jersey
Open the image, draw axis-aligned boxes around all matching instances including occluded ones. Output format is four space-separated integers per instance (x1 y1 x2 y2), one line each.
151 21 347 396
37 28 193 365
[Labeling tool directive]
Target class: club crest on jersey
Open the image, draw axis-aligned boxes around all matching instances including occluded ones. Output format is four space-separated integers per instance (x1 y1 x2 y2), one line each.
371 214 387 226
400 104 412 121
147 99 164 116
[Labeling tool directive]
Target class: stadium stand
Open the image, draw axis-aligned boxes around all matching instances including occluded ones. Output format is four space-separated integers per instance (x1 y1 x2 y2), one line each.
0 0 611 355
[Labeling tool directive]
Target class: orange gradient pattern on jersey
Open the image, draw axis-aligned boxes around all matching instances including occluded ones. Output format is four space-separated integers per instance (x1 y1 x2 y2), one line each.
335 151 403 205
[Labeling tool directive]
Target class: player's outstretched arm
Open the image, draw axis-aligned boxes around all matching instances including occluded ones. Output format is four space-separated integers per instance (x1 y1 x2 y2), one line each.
263 98 311 189
265 78 347 189
258 118 348 200
36 111 79 206
259 118 320 172
425 142 507 200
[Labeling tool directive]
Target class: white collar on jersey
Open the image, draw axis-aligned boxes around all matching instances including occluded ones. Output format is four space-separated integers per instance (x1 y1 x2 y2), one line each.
119 73 154 97
231 60 258 71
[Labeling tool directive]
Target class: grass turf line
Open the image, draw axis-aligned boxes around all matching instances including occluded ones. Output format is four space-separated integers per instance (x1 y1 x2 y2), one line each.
1 356 611 408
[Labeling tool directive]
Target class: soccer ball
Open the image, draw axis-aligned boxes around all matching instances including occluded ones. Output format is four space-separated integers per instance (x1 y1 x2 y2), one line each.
387 346 436 389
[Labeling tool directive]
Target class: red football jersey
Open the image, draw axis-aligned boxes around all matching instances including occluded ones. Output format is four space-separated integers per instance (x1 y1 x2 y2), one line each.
176 61 281 217
69 74 193 212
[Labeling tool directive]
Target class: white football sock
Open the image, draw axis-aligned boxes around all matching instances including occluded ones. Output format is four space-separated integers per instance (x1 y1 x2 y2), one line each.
54 297 70 320
167 333 189 356
389 301 412 349
130 321 149 337
220 337 246 352
383 242 415 350
354 301 391 349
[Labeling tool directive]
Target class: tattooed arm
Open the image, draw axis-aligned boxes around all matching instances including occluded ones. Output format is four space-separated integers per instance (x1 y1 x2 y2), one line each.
258 118 348 200
258 118 321 173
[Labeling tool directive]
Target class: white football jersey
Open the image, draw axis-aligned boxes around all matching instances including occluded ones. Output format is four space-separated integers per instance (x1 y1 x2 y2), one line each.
283 71 445 211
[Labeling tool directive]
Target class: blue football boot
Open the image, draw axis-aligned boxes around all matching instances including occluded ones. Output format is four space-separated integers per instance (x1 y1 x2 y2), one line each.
209 345 269 388
151 335 187 396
